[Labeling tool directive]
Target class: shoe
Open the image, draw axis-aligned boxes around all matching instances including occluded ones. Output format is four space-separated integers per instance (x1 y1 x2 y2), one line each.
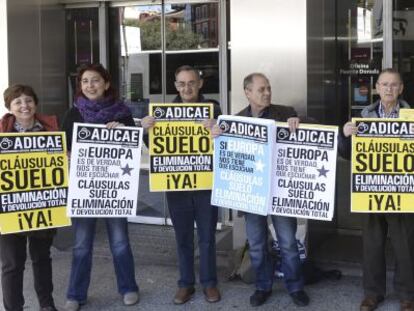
401 300 414 311
123 292 139 305
173 287 195 305
360 296 384 311
203 287 221 303
250 289 272 307
290 290 310 307
40 307 58 311
64 300 80 311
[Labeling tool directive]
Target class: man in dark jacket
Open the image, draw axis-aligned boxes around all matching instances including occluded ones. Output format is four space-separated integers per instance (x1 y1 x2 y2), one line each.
141 65 221 305
339 68 414 311
237 73 309 307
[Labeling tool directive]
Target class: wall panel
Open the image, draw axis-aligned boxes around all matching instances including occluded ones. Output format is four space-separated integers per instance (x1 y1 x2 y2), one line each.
230 0 307 115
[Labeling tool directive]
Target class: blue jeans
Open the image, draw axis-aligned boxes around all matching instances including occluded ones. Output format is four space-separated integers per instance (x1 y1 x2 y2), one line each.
167 190 218 288
245 213 304 293
66 218 138 302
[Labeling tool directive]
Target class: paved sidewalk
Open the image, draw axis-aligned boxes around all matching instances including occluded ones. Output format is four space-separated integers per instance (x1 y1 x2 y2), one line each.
0 223 402 311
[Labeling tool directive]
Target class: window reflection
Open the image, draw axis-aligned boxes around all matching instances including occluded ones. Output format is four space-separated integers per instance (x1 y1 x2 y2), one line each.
393 0 414 105
110 5 163 119
338 0 383 119
166 4 219 50
107 1 224 224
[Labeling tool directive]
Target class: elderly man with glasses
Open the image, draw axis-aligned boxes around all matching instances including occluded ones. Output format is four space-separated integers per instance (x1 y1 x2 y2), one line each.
142 65 221 305
339 68 414 311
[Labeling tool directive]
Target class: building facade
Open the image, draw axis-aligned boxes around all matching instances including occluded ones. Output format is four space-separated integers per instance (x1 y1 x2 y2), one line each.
1 0 414 250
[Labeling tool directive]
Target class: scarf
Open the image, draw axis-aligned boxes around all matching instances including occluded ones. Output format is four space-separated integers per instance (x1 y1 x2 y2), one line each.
75 96 131 124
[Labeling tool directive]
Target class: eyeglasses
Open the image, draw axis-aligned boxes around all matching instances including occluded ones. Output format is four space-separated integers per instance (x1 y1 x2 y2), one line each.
377 82 401 89
175 81 198 88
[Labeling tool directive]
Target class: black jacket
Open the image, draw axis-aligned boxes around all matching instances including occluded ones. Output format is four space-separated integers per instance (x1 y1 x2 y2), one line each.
236 104 297 121
172 94 222 118
338 99 410 160
61 107 135 151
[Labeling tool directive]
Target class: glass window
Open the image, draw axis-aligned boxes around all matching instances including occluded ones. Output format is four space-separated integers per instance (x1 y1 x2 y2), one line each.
109 5 163 119
393 0 414 105
165 3 219 100
337 0 383 119
165 4 219 50
109 4 164 222
66 8 100 105
108 1 220 223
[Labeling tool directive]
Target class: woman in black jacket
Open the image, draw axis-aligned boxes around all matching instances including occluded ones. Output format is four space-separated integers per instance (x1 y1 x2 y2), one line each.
62 64 139 311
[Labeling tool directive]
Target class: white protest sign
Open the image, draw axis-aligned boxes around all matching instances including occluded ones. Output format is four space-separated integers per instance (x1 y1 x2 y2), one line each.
211 115 275 215
270 123 338 221
67 123 143 217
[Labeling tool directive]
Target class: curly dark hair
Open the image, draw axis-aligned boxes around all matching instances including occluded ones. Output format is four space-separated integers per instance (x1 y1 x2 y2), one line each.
75 63 117 99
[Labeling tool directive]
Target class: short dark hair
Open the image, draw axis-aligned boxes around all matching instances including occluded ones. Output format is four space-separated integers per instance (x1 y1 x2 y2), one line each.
377 68 403 84
3 84 38 109
75 63 117 99
174 65 201 80
243 73 269 90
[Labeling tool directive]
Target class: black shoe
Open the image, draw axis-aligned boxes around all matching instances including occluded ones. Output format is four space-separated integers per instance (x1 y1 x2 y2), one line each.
250 289 272 307
290 290 310 307
40 306 58 311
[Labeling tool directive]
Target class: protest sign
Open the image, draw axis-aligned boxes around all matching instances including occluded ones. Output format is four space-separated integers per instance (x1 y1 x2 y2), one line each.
211 115 275 215
270 123 338 221
351 118 414 213
400 109 414 120
67 123 143 217
0 132 70 234
148 103 214 191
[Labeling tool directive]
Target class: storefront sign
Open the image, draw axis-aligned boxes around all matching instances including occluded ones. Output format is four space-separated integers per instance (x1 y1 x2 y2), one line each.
351 119 414 213
149 103 214 191
270 123 338 221
0 132 70 233
67 123 142 217
211 116 275 215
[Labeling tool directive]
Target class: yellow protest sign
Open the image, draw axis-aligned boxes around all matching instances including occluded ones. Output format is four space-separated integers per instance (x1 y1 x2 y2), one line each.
351 118 414 213
400 109 414 120
0 132 71 233
149 103 214 191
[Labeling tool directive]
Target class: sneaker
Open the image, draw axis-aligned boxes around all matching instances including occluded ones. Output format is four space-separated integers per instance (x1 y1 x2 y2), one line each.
290 290 310 307
123 292 139 306
173 287 195 305
64 300 80 311
250 289 272 307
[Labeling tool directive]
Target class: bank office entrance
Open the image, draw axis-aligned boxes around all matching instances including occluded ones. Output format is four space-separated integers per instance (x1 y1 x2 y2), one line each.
64 0 229 226
63 0 414 238
332 0 414 235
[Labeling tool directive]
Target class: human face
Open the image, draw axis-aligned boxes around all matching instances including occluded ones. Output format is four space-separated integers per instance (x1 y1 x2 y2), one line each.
376 72 403 106
175 70 203 103
9 94 37 125
244 75 271 114
80 70 109 101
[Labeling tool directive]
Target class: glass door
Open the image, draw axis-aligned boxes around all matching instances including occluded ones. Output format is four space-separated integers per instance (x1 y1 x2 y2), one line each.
109 2 165 224
392 0 414 105
66 7 100 107
338 0 384 122
163 1 220 224
108 0 222 225
336 0 386 231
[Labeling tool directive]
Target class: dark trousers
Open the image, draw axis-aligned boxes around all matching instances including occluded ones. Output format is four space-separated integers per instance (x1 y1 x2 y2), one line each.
167 190 218 288
363 214 414 300
0 233 55 311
